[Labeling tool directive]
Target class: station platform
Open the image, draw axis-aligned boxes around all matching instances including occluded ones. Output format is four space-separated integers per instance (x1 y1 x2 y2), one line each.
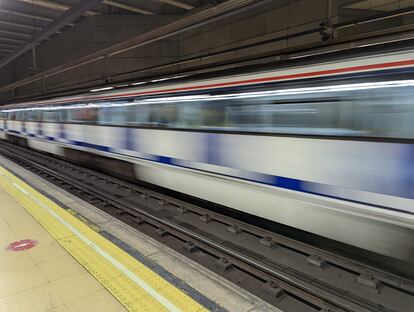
0 155 277 312
0 176 126 312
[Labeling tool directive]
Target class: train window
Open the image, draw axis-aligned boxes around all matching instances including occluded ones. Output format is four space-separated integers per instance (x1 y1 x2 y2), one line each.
59 109 66 121
269 102 339 130
127 104 151 125
158 105 178 127
66 109 80 122
127 104 164 126
60 109 70 122
98 106 126 125
9 112 16 120
128 103 197 128
16 111 24 121
200 103 226 128
43 111 57 122
175 104 202 128
28 110 41 121
348 89 414 139
26 110 35 121
226 104 267 129
67 107 97 123
223 99 359 135
83 107 97 122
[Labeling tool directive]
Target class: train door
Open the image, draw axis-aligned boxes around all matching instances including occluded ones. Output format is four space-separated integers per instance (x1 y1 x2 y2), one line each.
38 110 43 137
18 110 26 134
0 112 5 139
0 112 4 130
7 111 16 133
4 112 9 131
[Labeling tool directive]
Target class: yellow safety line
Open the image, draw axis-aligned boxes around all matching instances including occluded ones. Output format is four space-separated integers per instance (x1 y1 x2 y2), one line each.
0 166 207 312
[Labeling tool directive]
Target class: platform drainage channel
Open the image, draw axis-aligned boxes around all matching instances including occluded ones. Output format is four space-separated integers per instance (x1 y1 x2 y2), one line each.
0 141 413 312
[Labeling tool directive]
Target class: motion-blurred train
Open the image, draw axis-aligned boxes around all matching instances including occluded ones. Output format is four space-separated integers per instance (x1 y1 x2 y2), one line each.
1 45 413 263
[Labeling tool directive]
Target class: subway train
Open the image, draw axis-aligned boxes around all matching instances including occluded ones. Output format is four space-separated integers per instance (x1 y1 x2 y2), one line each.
1 46 413 263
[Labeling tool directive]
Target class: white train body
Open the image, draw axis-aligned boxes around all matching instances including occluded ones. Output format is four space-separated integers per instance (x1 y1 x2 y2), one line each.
1 48 414 262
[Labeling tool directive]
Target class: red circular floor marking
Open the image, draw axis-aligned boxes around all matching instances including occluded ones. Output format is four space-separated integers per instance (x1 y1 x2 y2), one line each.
5 239 38 252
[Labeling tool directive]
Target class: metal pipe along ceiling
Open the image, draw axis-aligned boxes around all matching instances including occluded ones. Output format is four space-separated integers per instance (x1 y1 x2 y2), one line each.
17 0 99 16
0 29 32 38
0 8 53 22
102 0 155 14
0 37 27 44
0 21 42 31
158 0 195 10
18 0 156 15
0 44 18 50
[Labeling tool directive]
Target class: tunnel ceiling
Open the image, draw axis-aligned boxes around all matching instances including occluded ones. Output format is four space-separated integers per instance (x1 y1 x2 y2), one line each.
0 0 207 61
0 0 409 64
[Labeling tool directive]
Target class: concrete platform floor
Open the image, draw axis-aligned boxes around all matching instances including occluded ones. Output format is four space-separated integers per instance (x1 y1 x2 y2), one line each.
0 185 126 312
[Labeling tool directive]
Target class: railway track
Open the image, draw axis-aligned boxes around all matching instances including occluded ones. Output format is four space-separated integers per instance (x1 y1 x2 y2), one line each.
0 140 413 312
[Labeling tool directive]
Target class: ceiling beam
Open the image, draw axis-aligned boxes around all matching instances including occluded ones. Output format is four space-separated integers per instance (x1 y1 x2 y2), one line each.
339 7 385 18
0 37 26 44
0 20 43 31
0 0 104 70
103 0 155 14
0 8 53 22
339 0 367 7
159 0 194 11
0 43 20 50
18 0 100 16
0 29 32 39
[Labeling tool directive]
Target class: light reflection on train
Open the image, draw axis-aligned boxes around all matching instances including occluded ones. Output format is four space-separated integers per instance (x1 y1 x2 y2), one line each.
1 48 414 264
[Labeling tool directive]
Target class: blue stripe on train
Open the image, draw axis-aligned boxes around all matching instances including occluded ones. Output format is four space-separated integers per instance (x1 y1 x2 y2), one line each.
273 176 303 191
158 156 173 164
73 140 111 152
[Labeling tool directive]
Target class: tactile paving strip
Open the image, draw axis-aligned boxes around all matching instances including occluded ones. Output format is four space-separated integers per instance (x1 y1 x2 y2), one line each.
0 166 207 312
